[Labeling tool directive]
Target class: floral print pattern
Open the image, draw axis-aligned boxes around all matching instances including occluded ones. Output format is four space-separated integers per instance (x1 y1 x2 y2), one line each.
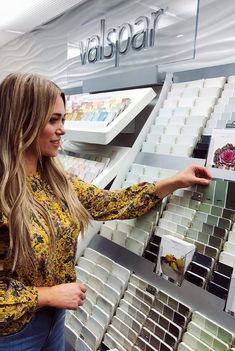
0 174 160 335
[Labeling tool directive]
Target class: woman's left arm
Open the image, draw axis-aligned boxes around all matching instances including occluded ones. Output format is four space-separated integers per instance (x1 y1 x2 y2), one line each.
71 164 211 221
154 164 211 199
71 178 160 221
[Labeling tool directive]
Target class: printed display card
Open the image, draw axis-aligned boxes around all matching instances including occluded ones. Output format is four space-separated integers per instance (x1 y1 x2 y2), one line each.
156 235 196 285
207 129 235 171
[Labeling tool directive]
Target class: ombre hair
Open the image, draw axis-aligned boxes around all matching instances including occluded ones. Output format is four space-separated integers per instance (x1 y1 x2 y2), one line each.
0 72 90 269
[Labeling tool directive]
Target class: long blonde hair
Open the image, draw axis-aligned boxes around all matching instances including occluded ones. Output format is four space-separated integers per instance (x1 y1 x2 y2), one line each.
0 72 90 269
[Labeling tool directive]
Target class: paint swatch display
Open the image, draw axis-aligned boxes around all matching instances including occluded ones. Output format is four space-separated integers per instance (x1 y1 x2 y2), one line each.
143 178 235 303
178 311 234 351
66 94 131 127
102 272 192 351
58 152 110 182
66 247 130 351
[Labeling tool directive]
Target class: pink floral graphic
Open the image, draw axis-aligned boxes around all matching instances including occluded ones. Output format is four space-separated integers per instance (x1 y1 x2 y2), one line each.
213 143 235 170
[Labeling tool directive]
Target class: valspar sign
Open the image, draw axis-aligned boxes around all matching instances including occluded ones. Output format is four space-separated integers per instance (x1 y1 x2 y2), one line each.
70 9 164 67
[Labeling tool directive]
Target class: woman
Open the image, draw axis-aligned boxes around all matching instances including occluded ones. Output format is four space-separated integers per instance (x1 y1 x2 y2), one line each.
0 72 211 350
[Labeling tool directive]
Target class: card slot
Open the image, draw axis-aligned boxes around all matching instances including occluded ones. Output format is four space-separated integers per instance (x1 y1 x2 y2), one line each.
119 299 147 325
183 331 214 351
148 242 159 254
163 211 192 228
185 238 218 259
111 316 138 344
127 283 155 307
111 262 130 283
157 290 191 318
83 247 102 264
67 313 84 335
144 317 177 349
102 283 121 304
144 249 158 263
96 294 115 315
103 332 128 351
196 181 216 206
86 316 105 340
125 237 145 256
152 235 161 245
77 257 96 274
207 281 228 300
115 307 142 334
106 324 134 351
187 261 210 278
187 321 230 351
166 203 196 219
140 328 161 350
149 308 182 340
216 262 233 277
140 327 173 351
130 274 158 296
158 218 188 236
178 342 194 351
135 336 157 351
123 291 151 315
214 180 228 208
192 311 233 345
91 305 110 328
153 299 187 328
73 306 89 325
184 271 206 288
92 264 110 282
192 251 214 269
211 271 231 289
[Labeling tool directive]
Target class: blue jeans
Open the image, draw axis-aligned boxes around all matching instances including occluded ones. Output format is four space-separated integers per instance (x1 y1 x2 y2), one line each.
0 307 65 351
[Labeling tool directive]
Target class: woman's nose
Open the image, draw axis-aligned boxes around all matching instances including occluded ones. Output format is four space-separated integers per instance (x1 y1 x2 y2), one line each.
56 124 65 135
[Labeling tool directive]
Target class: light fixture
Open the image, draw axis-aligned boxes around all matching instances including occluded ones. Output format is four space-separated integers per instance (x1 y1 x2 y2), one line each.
5 29 25 34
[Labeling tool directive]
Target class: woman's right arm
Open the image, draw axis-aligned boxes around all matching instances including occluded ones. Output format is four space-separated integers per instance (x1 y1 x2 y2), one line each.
37 283 86 310
0 279 38 323
0 280 86 326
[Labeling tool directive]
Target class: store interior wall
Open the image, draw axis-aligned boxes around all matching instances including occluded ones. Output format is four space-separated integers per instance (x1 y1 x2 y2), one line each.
0 0 235 91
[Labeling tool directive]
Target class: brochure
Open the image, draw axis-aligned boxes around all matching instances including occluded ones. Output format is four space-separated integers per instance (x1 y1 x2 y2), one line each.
207 129 235 171
156 234 196 285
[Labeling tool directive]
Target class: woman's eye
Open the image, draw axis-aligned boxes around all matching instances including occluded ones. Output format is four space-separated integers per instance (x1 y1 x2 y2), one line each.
49 118 58 124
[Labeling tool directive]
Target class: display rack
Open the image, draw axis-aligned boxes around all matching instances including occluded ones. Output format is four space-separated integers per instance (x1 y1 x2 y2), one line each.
64 88 156 145
92 146 131 188
61 142 131 188
88 234 235 335
65 65 235 351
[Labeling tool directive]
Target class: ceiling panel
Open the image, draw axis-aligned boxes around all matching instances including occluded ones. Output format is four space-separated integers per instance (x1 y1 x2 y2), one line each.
0 0 86 48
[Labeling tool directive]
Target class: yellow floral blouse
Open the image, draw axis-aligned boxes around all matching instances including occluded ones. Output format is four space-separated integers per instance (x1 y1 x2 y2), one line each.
0 174 160 336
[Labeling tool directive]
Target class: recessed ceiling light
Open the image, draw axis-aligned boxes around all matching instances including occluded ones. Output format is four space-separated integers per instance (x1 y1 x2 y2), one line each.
165 11 177 18
176 34 184 38
5 29 25 34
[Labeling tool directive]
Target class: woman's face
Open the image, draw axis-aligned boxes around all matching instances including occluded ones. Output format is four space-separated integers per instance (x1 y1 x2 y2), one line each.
38 95 66 157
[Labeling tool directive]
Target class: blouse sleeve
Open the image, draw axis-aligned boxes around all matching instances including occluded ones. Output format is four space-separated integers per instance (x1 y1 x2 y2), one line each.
0 218 38 326
70 177 161 221
0 279 38 324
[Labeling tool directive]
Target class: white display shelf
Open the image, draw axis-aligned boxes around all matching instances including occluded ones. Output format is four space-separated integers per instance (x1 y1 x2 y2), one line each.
61 141 131 188
64 87 156 145
92 146 131 188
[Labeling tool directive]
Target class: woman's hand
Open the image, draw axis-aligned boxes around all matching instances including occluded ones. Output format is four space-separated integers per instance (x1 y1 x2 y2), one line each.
37 283 87 310
174 164 212 188
154 164 211 199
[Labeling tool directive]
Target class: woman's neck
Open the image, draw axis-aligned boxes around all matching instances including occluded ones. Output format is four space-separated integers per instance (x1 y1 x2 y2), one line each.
23 150 38 176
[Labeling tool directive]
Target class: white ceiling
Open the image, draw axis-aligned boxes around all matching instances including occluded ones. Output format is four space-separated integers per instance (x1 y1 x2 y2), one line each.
0 0 86 48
